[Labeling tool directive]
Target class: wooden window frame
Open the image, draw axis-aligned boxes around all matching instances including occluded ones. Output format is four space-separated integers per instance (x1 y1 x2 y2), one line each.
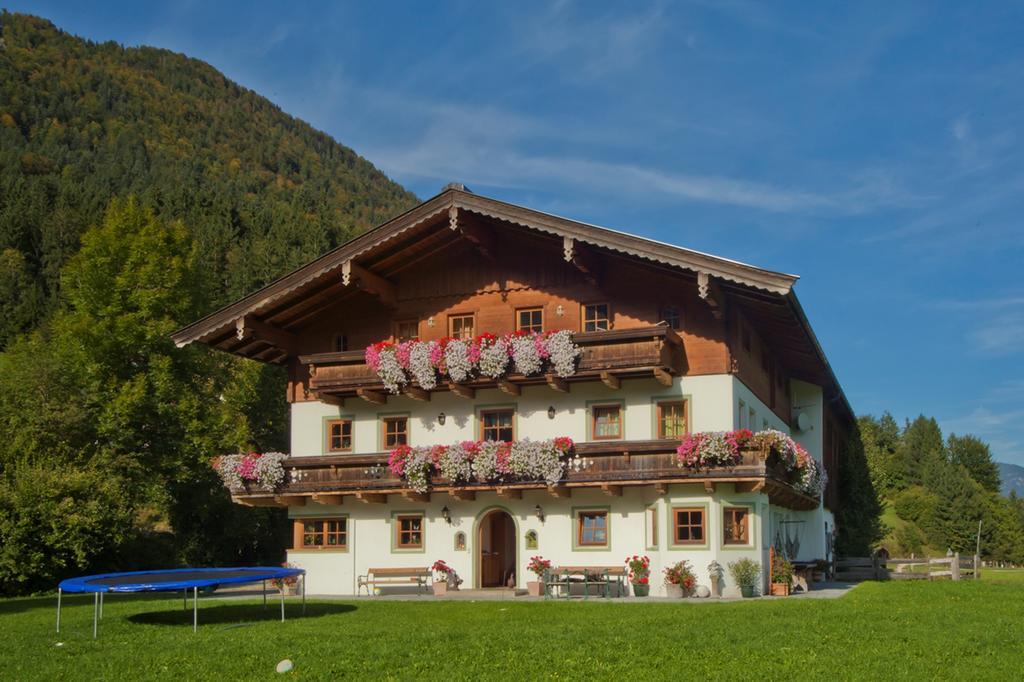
295 517 348 551
590 402 623 441
723 506 751 546
392 319 419 342
396 514 424 549
581 303 611 332
672 507 705 546
332 334 348 352
382 416 409 449
448 313 476 340
656 400 689 440
325 418 353 453
479 408 515 442
659 305 681 330
516 307 544 333
645 504 659 550
576 510 609 547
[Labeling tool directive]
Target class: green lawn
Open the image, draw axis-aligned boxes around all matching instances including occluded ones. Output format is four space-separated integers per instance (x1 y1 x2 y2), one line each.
3 581 1023 680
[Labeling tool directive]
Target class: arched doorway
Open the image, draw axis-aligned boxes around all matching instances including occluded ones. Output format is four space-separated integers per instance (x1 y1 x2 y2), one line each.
477 508 517 588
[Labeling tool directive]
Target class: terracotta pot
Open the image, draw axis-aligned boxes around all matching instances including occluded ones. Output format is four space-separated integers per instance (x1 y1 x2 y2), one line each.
770 582 790 597
433 581 448 597
665 583 683 599
632 583 650 597
527 580 544 597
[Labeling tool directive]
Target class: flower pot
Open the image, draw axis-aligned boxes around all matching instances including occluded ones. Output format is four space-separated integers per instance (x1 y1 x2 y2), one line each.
632 583 650 597
433 581 448 597
740 584 756 598
770 582 790 597
527 580 544 597
665 584 683 599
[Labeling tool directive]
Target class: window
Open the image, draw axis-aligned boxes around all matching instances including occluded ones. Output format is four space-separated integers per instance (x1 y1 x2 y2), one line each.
516 307 544 333
394 319 419 342
332 334 348 352
382 416 408 448
660 305 681 329
657 400 688 439
739 400 747 429
298 518 347 549
673 508 705 545
449 313 475 339
480 408 514 442
582 303 610 332
646 506 659 550
591 403 622 440
749 407 757 431
396 514 423 549
723 507 750 545
325 419 352 452
577 511 608 546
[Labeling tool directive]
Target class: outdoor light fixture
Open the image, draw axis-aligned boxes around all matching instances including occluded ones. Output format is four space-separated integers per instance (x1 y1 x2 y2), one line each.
534 504 545 523
438 412 446 426
547 406 556 420
427 316 435 328
555 305 565 317
441 506 451 524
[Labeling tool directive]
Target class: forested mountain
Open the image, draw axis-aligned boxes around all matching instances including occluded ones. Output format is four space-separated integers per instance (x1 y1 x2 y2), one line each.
0 12 417 346
999 462 1024 498
0 13 416 594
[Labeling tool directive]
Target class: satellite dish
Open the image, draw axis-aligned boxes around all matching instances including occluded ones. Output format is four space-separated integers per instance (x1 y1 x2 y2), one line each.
796 412 812 432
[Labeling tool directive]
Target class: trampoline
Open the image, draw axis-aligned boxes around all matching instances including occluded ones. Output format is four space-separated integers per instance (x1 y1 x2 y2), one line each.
57 566 306 638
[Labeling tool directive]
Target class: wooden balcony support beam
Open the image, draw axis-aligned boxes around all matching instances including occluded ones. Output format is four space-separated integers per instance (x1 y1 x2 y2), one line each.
734 480 765 494
601 484 622 497
697 271 724 320
314 392 345 407
274 495 307 507
355 492 388 504
497 379 521 396
401 491 431 503
653 483 669 495
232 496 283 507
547 486 572 499
653 367 673 387
496 487 522 500
703 481 716 494
235 315 298 355
312 493 346 506
402 386 431 402
448 382 475 399
357 388 387 405
545 373 569 393
600 371 620 390
450 489 476 501
341 260 397 308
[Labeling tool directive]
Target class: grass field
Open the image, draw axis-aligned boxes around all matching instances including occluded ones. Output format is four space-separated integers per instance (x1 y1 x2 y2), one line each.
2 578 1022 680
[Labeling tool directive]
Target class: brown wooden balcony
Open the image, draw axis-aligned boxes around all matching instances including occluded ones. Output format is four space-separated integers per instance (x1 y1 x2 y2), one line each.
299 326 687 401
229 440 820 511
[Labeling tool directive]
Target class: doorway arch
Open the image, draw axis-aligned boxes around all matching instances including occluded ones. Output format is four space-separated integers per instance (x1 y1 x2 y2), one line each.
474 507 518 588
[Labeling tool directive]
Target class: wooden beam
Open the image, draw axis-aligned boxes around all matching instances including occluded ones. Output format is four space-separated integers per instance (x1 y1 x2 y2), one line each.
450 489 476 501
497 379 521 396
312 493 346 506
314 392 345 407
451 209 497 261
232 496 283 507
545 373 569 393
601 484 623 497
448 382 476 399
697 271 724 320
357 388 387 405
341 260 397 307
547 486 572 498
274 495 307 507
734 480 766 494
653 483 668 495
600 371 621 390
703 481 716 495
235 315 298 355
401 491 431 503
653 367 673 387
355 492 388 504
496 487 522 500
402 386 431 402
562 236 601 287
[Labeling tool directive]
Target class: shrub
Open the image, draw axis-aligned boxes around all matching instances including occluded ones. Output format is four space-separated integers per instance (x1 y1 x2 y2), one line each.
728 558 761 589
771 556 794 586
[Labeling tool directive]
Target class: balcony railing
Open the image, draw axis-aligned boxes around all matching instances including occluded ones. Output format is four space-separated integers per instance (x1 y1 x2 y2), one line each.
299 326 687 399
229 440 820 511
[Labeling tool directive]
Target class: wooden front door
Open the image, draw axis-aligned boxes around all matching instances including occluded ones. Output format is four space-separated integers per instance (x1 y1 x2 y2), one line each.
479 510 515 588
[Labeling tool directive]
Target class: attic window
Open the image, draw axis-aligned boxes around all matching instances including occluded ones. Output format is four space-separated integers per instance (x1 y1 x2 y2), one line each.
332 334 348 352
660 306 681 330
583 304 610 332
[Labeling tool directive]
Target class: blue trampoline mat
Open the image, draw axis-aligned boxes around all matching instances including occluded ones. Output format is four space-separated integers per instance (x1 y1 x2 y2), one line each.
59 566 305 593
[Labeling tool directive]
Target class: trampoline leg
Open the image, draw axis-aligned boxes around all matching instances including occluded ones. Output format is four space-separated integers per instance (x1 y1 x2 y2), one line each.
302 575 306 615
193 586 198 633
280 588 285 623
93 592 99 640
99 591 104 619
183 589 187 611
56 588 62 634
263 580 267 609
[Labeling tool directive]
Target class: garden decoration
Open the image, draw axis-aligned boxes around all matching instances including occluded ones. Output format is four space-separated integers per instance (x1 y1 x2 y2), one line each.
527 556 551 597
625 555 651 597
431 560 462 596
707 560 724 597
662 560 695 598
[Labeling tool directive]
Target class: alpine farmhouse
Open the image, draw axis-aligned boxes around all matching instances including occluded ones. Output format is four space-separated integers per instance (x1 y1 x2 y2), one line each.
172 185 853 597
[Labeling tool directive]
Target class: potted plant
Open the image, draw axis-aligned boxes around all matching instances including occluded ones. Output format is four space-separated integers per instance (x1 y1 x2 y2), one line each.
431 560 462 596
728 558 760 598
625 555 651 597
270 562 300 596
771 555 793 596
526 556 551 597
663 560 695 598
707 560 724 598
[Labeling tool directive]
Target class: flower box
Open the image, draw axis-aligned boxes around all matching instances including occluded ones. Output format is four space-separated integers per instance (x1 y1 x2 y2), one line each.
433 581 448 597
527 580 544 597
665 584 683 599
770 583 790 597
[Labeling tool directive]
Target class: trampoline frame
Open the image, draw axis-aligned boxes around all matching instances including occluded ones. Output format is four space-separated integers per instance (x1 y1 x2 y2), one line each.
56 567 306 638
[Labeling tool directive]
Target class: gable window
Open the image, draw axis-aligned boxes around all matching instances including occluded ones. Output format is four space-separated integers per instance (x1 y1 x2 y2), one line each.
480 408 514 442
325 419 353 452
723 507 750 545
657 400 688 439
660 305 681 329
516 307 544 333
591 403 622 440
582 303 610 332
673 508 705 545
394 319 419 342
332 334 348 352
396 514 423 549
577 510 608 547
298 518 347 549
382 416 408 448
449 313 475 340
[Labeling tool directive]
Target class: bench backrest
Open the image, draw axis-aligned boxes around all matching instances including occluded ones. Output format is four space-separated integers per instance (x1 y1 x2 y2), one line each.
552 566 625 575
369 567 430 577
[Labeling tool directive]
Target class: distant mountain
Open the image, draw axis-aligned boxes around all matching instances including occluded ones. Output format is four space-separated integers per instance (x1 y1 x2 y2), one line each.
998 462 1024 497
0 12 418 346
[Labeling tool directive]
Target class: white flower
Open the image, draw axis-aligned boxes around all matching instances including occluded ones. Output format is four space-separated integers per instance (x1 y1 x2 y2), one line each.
478 338 510 378
509 334 543 375
375 349 408 394
444 339 474 383
544 330 581 378
408 341 438 390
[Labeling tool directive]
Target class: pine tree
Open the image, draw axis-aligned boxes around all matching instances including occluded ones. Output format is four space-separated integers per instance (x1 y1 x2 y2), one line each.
948 433 1001 494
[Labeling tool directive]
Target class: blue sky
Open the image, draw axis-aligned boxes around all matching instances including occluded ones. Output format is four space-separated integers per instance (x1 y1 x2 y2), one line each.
14 1 1024 464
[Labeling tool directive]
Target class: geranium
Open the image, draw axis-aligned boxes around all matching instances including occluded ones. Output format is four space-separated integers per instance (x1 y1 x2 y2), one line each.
214 452 288 491
368 342 407 394
663 560 696 595
509 332 543 375
793 445 828 496
437 441 474 483
431 559 463 587
752 429 800 468
527 556 552 578
508 438 566 486
443 338 474 383
408 340 439 390
392 437 574 490
676 431 742 469
625 555 651 585
544 330 581 377
478 334 510 378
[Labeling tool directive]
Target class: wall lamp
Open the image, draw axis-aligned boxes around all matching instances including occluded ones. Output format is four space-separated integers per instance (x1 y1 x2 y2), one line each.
438 412 446 426
441 506 452 525
547 406 556 420
534 504 545 523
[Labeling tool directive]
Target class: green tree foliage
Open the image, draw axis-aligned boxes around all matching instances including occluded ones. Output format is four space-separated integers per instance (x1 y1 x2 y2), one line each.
898 415 945 487
858 413 903 494
0 12 418 347
835 423 884 556
948 434 1001 494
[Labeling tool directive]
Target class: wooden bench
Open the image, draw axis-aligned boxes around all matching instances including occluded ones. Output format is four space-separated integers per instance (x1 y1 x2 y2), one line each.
357 567 432 596
543 566 627 599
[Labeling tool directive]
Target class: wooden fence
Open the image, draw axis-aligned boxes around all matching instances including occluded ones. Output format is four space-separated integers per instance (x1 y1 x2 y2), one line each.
835 553 981 582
